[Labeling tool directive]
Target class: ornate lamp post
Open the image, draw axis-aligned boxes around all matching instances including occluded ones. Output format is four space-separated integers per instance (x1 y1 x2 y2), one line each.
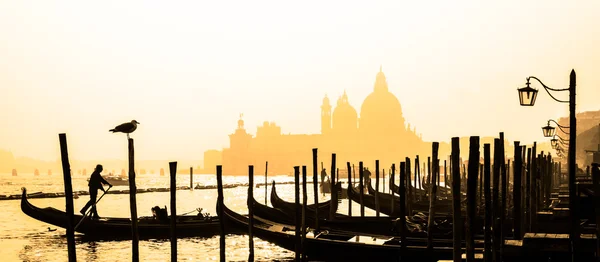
517 70 578 257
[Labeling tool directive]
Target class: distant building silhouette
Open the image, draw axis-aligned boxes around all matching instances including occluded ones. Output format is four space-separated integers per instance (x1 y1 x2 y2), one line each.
207 68 431 176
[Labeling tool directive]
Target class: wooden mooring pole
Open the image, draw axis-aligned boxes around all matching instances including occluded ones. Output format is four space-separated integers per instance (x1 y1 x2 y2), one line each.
312 149 319 231
406 157 413 215
499 132 506 258
169 162 178 262
591 163 600 261
484 143 492 261
330 154 336 220
128 138 139 262
427 142 439 250
294 166 301 261
359 161 365 217
513 142 522 240
492 138 501 262
248 165 255 262
390 163 395 215
58 134 76 262
265 161 268 205
216 165 226 262
466 136 480 262
399 162 407 249
347 162 352 216
375 160 380 217
451 137 462 262
301 166 308 262
189 166 193 190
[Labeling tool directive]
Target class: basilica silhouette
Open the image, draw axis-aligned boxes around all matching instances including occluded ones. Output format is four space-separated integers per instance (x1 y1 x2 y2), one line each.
204 67 430 176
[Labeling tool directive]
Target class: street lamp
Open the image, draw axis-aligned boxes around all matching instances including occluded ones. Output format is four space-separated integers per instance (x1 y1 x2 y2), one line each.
517 69 578 256
542 124 555 137
542 119 570 137
517 82 539 106
551 138 558 149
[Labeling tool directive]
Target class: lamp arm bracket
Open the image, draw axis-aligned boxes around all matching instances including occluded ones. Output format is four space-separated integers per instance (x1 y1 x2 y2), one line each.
527 76 569 103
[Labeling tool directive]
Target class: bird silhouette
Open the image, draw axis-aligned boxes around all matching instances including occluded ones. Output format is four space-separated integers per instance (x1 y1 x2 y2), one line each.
48 227 57 232
109 120 140 139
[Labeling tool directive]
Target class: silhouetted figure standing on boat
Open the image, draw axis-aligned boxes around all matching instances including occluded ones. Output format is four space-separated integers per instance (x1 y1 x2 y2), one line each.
321 168 327 183
80 164 112 220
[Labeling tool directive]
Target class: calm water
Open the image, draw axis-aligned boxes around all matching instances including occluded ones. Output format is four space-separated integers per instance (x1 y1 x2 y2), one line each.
0 172 380 261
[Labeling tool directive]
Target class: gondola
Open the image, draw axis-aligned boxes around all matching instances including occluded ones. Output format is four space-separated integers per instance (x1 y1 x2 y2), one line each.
221 201 453 261
20 187 226 239
270 181 341 219
366 179 456 217
258 184 456 238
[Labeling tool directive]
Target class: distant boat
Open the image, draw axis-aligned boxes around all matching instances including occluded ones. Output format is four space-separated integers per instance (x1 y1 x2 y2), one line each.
83 169 86 176
86 174 129 186
160 168 165 176
121 169 126 177
34 169 40 176
12 169 17 176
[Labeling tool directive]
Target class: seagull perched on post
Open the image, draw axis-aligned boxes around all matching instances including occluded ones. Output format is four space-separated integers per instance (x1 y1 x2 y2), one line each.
109 120 140 139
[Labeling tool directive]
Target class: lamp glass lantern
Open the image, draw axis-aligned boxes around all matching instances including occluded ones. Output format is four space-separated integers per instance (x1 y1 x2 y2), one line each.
551 138 558 149
542 124 556 137
517 83 538 106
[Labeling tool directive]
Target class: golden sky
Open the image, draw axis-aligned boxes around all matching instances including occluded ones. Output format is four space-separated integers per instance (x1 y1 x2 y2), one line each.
1 0 599 161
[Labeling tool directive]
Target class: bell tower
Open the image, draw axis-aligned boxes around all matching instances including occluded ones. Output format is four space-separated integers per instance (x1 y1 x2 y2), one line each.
321 95 332 135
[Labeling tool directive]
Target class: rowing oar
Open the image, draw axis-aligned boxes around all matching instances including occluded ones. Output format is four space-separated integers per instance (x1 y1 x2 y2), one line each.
74 186 112 231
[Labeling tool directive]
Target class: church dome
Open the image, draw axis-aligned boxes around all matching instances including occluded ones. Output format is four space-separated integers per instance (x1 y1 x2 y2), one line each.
332 91 358 131
359 67 405 136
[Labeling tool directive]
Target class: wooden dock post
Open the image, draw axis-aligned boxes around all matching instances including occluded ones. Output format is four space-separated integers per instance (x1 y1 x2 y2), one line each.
58 134 76 262
444 159 448 188
265 161 268 205
466 136 480 262
359 161 365 217
169 162 178 262
383 169 386 197
294 166 301 261
525 147 532 231
591 163 600 261
451 137 462 262
375 160 380 217
416 156 421 201
391 164 396 215
128 138 139 262
513 142 523 240
347 162 352 216
330 154 336 220
247 165 255 262
406 157 413 216
492 139 502 262
427 156 432 186
499 133 506 258
399 162 407 249
216 165 226 262
301 166 308 262
312 149 319 231
427 142 439 250
189 167 193 190
530 142 537 232
483 143 492 261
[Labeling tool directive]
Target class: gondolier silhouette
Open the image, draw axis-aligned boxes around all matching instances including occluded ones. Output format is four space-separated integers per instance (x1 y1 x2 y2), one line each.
80 164 112 220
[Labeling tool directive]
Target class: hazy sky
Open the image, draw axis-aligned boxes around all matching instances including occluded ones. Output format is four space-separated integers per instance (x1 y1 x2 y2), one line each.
1 0 599 162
